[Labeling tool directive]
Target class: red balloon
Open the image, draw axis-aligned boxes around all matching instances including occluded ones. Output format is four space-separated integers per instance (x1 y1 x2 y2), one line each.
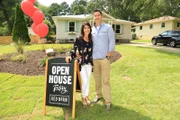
33 6 38 11
31 23 38 34
31 10 44 25
27 0 36 4
21 0 35 16
36 23 49 38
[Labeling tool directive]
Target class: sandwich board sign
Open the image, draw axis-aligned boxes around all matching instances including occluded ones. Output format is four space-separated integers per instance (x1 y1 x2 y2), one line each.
44 58 79 119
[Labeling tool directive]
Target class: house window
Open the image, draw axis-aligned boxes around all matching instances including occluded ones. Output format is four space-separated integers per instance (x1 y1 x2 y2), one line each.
150 24 153 29
112 24 115 31
69 39 74 42
161 23 165 28
140 26 142 30
69 22 75 32
177 22 180 27
116 25 120 33
112 24 121 33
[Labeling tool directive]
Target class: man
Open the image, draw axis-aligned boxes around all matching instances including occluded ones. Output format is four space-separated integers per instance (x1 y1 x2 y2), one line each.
91 9 115 112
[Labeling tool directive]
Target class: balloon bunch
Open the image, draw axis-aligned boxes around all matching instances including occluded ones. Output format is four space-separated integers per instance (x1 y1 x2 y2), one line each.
21 0 49 38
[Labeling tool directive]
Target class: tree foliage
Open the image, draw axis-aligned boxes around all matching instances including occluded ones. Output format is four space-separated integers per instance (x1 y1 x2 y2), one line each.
70 0 87 15
86 0 107 14
106 0 180 22
43 20 53 39
12 4 30 44
0 0 21 35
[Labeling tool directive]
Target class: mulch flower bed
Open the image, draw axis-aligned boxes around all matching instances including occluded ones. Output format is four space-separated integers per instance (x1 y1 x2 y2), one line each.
0 50 66 76
0 50 121 76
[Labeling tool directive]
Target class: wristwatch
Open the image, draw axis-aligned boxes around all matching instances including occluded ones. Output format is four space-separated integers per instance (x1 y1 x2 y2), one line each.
106 56 110 60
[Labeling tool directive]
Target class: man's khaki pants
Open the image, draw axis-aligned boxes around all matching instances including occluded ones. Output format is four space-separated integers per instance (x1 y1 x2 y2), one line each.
93 58 111 104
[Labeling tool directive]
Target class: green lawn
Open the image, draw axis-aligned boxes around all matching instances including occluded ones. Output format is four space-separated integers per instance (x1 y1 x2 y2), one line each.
0 44 73 54
0 44 180 120
132 39 151 43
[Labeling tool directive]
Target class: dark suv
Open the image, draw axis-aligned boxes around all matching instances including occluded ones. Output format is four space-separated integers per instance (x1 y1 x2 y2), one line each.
152 30 180 47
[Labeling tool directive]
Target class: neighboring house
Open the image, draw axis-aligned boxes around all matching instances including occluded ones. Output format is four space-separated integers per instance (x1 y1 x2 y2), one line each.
52 11 135 43
134 16 180 40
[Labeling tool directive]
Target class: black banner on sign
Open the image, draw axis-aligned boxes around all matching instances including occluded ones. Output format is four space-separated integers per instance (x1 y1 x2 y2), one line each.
45 58 75 108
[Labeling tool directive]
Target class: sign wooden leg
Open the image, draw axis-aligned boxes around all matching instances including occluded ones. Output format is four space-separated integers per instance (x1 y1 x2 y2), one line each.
72 61 77 119
43 60 48 115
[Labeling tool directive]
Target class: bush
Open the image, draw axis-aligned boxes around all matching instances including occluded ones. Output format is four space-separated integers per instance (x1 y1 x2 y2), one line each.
40 56 48 67
14 42 24 54
11 54 27 63
0 54 7 61
12 4 30 44
0 26 9 36
132 33 136 40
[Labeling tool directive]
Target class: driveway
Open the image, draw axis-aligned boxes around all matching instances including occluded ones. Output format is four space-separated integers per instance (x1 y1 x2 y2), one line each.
128 42 180 53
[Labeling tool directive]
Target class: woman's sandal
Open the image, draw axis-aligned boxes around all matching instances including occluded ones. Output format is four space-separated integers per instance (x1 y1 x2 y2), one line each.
82 98 87 106
85 97 91 106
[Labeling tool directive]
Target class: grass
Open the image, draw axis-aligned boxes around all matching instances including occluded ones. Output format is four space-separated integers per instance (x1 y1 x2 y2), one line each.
0 44 73 54
132 39 151 43
0 44 180 120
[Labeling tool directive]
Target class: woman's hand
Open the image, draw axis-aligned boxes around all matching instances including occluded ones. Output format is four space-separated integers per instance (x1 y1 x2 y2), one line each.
65 56 72 63
76 53 82 59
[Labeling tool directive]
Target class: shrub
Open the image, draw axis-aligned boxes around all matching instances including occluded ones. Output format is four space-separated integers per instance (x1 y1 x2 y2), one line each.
0 54 7 61
132 33 136 40
0 26 9 36
11 54 27 63
44 20 54 40
14 42 24 54
40 56 48 67
12 4 30 44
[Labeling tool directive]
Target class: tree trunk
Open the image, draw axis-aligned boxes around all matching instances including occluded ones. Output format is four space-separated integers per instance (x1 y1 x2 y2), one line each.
0 0 12 35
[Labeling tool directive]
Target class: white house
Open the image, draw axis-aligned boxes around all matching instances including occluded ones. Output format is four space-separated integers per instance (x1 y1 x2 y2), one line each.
52 12 135 43
135 16 180 40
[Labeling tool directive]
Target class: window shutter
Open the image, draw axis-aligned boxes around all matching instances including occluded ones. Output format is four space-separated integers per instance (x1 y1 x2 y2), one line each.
121 24 124 34
65 21 68 32
76 21 79 32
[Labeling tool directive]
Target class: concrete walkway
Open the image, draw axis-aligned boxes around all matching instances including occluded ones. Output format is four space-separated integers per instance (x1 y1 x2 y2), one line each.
128 42 180 53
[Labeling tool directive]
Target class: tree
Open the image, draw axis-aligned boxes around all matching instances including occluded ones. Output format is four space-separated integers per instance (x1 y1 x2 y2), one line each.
0 0 21 35
86 0 107 14
44 20 53 39
39 2 70 34
107 0 180 22
12 4 30 44
71 0 87 14
61 2 71 15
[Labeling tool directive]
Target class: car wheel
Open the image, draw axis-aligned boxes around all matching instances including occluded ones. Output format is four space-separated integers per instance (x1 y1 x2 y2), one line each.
163 43 167 46
152 39 157 45
169 40 176 47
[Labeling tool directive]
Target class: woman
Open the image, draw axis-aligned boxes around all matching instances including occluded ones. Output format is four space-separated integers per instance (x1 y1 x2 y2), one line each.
66 22 93 106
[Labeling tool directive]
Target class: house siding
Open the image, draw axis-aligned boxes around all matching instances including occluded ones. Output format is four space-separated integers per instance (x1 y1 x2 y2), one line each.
56 20 83 42
173 21 180 30
53 12 134 43
136 21 174 40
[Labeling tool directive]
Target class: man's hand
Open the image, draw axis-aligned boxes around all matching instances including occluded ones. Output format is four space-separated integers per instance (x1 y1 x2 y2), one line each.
106 52 112 57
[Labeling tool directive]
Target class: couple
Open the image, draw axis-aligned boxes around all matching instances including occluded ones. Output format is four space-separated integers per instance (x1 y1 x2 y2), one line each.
66 9 115 112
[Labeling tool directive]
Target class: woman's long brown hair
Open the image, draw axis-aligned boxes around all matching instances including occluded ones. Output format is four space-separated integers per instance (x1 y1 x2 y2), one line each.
80 22 93 44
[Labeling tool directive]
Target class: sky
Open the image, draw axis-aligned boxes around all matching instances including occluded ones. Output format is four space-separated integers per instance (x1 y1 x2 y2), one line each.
37 0 75 6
